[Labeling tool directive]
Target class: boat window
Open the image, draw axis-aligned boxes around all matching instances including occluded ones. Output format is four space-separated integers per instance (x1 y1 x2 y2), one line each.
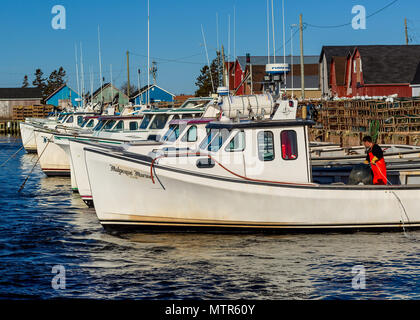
111 120 124 131
162 124 181 142
225 130 245 152
58 114 66 121
172 115 180 120
199 129 216 150
103 120 116 130
149 114 169 130
258 131 275 161
80 119 89 128
139 114 152 129
129 121 139 131
93 120 106 131
77 116 84 126
181 125 198 142
86 119 95 128
66 115 74 123
281 130 298 160
200 129 230 152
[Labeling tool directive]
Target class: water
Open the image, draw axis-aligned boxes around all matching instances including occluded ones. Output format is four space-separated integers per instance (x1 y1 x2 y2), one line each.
0 135 419 299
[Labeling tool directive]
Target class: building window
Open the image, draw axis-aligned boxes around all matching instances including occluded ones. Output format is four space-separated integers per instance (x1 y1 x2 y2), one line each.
281 130 298 160
258 131 275 161
353 60 356 73
359 59 362 72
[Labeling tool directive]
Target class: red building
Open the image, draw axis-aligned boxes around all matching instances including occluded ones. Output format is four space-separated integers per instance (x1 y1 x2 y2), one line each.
321 45 420 98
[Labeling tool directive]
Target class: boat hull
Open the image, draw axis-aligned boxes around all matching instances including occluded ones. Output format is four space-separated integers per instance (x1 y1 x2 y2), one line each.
34 130 70 176
19 122 37 153
85 148 420 232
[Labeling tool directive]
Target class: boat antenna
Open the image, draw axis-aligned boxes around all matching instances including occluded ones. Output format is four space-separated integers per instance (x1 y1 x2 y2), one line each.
80 42 85 108
282 0 287 90
201 24 215 93
74 43 80 108
98 25 104 105
110 64 114 106
228 14 231 91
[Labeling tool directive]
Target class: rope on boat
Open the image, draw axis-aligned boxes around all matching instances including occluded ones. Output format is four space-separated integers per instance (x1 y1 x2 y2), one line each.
149 152 316 187
18 139 51 193
0 131 35 168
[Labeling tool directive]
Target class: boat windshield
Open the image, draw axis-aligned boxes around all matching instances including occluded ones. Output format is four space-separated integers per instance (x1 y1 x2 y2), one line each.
199 128 231 152
162 124 186 142
58 114 66 122
80 119 89 128
149 114 169 130
110 120 124 131
103 120 117 131
139 114 152 129
93 120 107 131
86 119 95 128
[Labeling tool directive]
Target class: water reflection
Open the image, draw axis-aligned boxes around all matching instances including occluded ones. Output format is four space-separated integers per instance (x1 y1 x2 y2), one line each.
0 135 419 299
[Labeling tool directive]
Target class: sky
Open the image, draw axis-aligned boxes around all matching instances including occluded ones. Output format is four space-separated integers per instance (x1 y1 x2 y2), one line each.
0 0 419 95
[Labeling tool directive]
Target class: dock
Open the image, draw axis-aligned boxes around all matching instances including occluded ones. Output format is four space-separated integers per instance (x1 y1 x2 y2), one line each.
0 120 21 135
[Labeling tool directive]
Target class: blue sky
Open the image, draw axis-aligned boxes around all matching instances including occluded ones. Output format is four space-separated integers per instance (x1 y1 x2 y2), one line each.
0 0 418 94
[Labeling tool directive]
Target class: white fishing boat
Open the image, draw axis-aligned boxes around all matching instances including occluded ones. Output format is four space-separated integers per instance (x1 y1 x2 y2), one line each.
64 103 209 204
84 108 420 231
33 112 99 176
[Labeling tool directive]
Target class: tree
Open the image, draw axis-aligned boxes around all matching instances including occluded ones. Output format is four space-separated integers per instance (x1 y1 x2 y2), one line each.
32 67 67 103
195 51 224 97
32 69 46 91
22 75 29 88
45 66 66 99
121 82 137 98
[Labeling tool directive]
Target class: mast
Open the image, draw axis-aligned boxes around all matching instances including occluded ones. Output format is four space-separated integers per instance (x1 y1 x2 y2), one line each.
147 0 150 105
267 0 270 64
98 25 104 105
271 0 276 63
126 51 131 97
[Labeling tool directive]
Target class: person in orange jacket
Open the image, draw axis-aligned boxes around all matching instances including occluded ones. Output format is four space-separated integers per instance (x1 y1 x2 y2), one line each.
363 136 387 185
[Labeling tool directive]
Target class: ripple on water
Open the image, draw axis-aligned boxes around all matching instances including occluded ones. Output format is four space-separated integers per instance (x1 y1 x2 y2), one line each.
0 136 420 299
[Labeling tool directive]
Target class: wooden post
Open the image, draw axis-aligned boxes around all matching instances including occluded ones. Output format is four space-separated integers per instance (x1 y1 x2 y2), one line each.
405 18 409 45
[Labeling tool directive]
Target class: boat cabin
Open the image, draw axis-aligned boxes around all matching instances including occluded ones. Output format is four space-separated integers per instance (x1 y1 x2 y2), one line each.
195 119 313 184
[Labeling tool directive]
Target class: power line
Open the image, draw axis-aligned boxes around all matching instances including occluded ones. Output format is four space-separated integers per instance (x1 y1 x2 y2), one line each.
305 0 399 29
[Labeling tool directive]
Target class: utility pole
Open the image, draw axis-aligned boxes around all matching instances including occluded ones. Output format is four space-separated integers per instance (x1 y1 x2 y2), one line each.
299 14 305 100
126 50 131 97
405 18 409 45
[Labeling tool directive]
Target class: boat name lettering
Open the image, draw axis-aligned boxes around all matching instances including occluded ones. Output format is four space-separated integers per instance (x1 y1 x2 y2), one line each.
110 165 151 180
